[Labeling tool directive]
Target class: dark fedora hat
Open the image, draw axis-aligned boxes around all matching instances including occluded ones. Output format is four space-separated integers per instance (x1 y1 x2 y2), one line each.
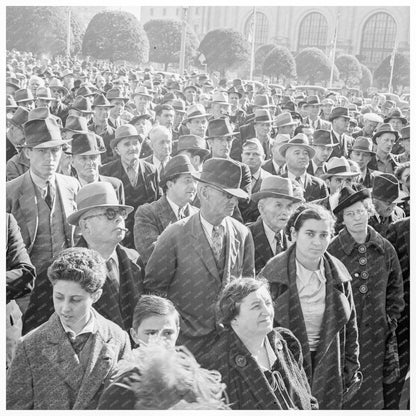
130 114 152 124
350 137 375 155
253 108 274 124
252 94 274 108
400 126 410 140
70 96 94 114
6 95 18 110
23 117 68 149
106 87 129 102
279 133 315 158
329 106 350 122
162 92 176 103
193 158 248 199
227 86 242 98
9 106 29 129
70 132 106 156
160 154 198 187
205 118 238 140
372 173 400 204
61 116 90 134
176 134 210 157
321 156 360 180
172 99 186 113
92 93 114 108
15 88 34 103
372 123 400 141
67 182 133 226
304 95 321 107
281 100 296 112
252 176 302 203
384 109 407 125
110 124 140 149
76 85 96 98
274 112 297 128
48 78 69 95
183 84 198 93
312 129 337 147
35 87 56 101
6 77 20 91
333 185 371 215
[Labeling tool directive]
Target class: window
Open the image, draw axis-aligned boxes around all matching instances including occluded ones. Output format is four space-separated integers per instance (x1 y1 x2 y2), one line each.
360 12 397 69
244 11 269 46
297 12 328 51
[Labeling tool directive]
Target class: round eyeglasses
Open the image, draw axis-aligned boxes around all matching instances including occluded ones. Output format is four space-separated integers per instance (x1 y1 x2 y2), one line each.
82 208 128 221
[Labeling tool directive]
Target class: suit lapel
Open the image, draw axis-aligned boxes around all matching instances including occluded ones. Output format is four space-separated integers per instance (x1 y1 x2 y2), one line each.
256 219 274 263
158 196 178 229
222 218 240 284
55 174 76 245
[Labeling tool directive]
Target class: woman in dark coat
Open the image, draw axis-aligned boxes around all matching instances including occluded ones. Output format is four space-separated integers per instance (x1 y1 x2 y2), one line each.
259 203 362 409
200 278 318 410
328 186 404 409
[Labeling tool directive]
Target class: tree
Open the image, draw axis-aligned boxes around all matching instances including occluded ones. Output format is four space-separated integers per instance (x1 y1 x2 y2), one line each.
6 6 83 56
295 47 338 85
199 28 250 76
335 54 362 87
144 19 199 71
359 63 373 92
373 52 410 91
262 46 296 82
82 10 148 63
254 44 276 76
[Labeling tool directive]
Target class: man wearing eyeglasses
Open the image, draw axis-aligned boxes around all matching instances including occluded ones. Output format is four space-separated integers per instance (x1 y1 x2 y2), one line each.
68 182 144 332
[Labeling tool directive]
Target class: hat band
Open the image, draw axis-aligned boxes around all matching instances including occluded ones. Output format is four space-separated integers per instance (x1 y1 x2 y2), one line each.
78 194 119 211
187 111 206 118
199 171 241 190
326 166 350 175
255 116 272 122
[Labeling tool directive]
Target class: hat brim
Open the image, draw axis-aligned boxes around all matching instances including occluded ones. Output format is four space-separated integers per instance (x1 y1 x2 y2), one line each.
329 115 350 122
349 148 375 156
70 149 106 156
132 92 153 99
384 117 407 124
36 97 57 101
16 98 34 103
177 147 210 157
67 203 134 226
192 174 249 199
211 100 231 105
251 191 302 203
50 86 69 95
184 113 210 123
333 189 371 215
321 171 360 180
110 135 140 149
108 97 129 103
373 130 400 141
23 139 69 149
279 143 315 158
205 131 238 140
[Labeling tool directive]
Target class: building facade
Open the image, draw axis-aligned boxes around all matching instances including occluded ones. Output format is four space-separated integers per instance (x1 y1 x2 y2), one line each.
140 6 410 71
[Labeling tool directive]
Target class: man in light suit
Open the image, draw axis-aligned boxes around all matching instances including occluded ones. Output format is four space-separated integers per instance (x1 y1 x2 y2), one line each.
134 154 199 264
248 177 302 273
144 158 255 361
6 116 80 334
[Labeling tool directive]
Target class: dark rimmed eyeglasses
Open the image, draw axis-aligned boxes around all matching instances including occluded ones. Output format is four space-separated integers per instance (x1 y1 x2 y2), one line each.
82 208 128 221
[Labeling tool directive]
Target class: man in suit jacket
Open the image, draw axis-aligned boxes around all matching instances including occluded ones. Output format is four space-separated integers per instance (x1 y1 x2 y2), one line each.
303 95 332 131
67 182 144 332
6 116 80 333
134 154 199 264
6 248 131 410
70 131 125 204
280 133 328 202
329 107 354 158
307 129 336 178
248 176 301 273
240 138 272 223
106 87 128 129
100 124 160 248
262 134 290 177
144 158 255 361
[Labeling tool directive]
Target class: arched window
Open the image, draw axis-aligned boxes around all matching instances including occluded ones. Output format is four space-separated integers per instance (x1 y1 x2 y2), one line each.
244 11 269 46
360 13 396 69
297 12 328 51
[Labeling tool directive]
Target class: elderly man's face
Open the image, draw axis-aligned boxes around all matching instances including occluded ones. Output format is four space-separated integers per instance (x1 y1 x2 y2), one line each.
363 119 379 134
200 184 238 220
150 130 172 161
285 146 310 171
374 198 396 218
376 133 396 154
208 136 234 159
241 144 264 173
254 122 271 139
115 138 141 165
72 154 101 182
259 197 294 232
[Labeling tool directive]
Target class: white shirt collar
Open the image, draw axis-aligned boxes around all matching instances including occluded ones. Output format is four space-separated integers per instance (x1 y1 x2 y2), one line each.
166 195 185 220
262 220 282 253
287 171 306 186
200 213 226 240
272 160 284 173
30 170 54 190
295 259 326 287
60 308 96 338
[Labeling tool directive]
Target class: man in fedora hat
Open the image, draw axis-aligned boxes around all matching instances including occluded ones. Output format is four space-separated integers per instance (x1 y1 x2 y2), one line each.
368 173 405 237
132 85 155 119
240 138 272 223
384 109 407 132
262 134 290 177
372 123 400 174
396 126 410 163
227 86 246 127
70 132 124 204
252 108 275 160
68 96 94 124
329 106 354 158
248 176 302 272
34 86 56 109
349 136 376 188
303 95 331 131
183 84 198 107
7 116 80 334
176 134 210 172
144 158 255 361
320 98 335 122
316 156 360 211
134 154 199 264
68 182 144 331
274 112 298 138
106 87 129 129
183 103 210 138
14 88 35 111
49 78 69 124
6 107 30 180
154 104 175 131
208 91 231 120
280 133 328 202
308 129 337 178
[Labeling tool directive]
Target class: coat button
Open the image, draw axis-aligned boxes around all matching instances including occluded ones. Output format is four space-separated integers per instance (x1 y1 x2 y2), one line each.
235 354 247 367
361 271 369 280
359 257 367 266
358 245 367 254
359 284 368 294
354 272 359 278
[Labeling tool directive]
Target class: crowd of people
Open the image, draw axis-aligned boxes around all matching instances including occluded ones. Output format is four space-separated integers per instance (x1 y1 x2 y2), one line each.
6 48 410 410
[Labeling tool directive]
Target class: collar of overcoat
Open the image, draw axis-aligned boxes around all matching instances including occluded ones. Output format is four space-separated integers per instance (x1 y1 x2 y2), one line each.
335 225 386 255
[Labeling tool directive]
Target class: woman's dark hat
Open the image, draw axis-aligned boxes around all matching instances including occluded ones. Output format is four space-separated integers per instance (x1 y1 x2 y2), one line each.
333 186 371 215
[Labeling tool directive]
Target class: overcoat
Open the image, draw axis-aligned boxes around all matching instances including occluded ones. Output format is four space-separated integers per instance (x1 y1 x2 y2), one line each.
328 226 404 409
199 327 318 410
6 309 131 409
6 150 30 181
144 213 255 359
259 244 360 409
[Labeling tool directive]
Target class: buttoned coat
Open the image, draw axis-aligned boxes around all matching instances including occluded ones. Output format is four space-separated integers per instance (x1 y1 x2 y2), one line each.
199 327 318 410
330 130 354 159
259 244 360 409
144 214 255 357
247 217 288 273
262 159 287 176
282 171 328 202
6 309 131 410
133 195 199 264
328 226 404 409
100 158 160 248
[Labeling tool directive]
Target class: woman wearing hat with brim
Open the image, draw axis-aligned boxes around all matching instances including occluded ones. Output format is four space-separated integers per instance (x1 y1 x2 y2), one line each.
328 185 404 409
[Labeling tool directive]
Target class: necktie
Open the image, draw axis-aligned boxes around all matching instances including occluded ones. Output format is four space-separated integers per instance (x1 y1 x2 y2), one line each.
211 225 224 265
106 258 120 291
159 162 166 179
67 332 91 355
274 232 282 255
251 175 257 191
127 163 137 187
45 180 55 210
295 176 303 187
